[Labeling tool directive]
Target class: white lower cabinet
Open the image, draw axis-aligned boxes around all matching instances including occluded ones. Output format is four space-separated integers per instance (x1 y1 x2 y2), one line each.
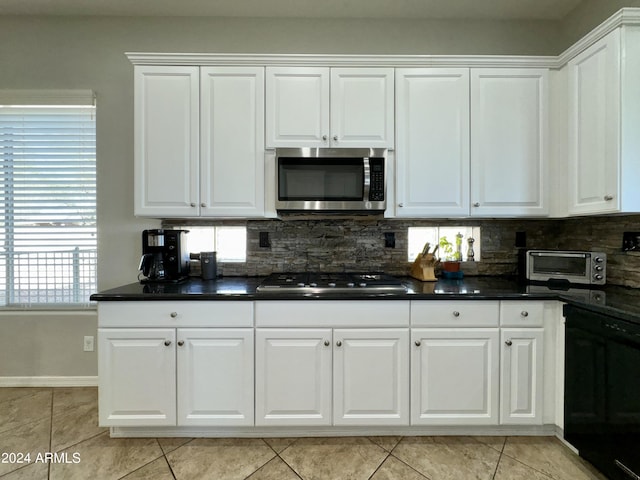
99 328 177 427
411 328 500 425
177 329 254 426
255 328 333 426
99 327 254 427
255 327 410 427
333 329 409 425
500 328 544 425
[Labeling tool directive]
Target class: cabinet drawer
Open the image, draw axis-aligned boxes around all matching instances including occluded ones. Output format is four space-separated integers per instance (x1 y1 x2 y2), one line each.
255 301 410 327
410 301 499 327
98 301 253 328
500 301 544 327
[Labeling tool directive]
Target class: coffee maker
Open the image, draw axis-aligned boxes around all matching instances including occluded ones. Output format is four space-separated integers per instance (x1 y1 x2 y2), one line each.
139 229 189 283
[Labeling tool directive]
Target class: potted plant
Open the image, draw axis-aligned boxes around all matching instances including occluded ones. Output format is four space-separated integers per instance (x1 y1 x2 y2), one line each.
439 234 463 274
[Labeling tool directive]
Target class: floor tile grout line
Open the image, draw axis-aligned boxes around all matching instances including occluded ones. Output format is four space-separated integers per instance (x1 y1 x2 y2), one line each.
162 453 178 480
387 452 433 480
498 450 558 480
490 437 507 480
366 452 392 480
258 438 303 480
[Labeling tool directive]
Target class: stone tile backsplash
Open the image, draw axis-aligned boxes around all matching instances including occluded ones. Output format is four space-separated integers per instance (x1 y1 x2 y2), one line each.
167 215 640 288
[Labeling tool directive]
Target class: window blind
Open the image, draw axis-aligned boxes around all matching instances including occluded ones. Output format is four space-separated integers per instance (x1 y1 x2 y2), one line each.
0 105 97 307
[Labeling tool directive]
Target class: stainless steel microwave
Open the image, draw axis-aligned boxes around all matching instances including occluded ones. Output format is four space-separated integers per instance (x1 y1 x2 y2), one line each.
275 148 387 214
526 250 606 285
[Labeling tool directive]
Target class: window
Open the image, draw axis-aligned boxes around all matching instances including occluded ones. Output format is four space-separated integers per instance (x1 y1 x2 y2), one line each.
182 226 247 262
0 100 96 307
408 226 481 262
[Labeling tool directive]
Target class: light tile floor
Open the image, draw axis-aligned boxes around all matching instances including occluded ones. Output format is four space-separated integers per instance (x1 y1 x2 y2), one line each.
0 387 607 480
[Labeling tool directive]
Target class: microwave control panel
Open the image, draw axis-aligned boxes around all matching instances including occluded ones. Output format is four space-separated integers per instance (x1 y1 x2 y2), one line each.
369 158 385 201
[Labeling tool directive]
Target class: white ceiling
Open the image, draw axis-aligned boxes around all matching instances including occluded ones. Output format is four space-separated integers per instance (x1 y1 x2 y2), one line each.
0 0 585 20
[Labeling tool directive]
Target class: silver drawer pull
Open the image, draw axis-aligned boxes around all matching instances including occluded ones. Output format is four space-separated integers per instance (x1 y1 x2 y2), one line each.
521 311 529 317
415 340 421 347
324 340 330 347
453 311 460 317
170 312 178 318
505 340 513 346
164 340 171 346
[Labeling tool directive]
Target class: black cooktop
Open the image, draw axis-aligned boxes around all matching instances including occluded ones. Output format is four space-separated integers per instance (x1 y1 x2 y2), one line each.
256 272 407 294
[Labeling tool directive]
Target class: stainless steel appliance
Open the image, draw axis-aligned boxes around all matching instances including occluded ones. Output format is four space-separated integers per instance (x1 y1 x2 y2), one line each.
256 273 406 294
139 229 189 283
564 304 640 480
526 250 606 286
276 148 387 214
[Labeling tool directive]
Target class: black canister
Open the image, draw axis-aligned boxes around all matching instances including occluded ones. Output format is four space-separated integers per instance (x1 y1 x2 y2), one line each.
200 251 217 280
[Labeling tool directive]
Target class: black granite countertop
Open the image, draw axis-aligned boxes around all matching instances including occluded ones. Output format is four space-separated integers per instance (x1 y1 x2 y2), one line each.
90 276 640 325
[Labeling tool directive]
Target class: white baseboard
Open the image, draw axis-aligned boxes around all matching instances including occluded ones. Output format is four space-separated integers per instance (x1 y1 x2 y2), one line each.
0 376 98 387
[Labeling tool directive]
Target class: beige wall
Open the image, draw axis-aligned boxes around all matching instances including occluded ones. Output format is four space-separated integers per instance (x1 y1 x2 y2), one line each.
561 0 640 47
0 8 629 379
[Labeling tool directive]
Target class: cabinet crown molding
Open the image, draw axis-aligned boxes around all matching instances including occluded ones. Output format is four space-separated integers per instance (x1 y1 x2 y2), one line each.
126 7 640 70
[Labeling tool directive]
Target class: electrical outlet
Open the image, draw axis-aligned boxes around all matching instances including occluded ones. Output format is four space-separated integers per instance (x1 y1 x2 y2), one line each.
259 231 271 248
622 232 640 251
83 336 94 352
384 232 396 248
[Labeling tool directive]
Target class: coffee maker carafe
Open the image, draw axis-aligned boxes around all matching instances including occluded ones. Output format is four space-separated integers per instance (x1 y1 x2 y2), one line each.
139 229 189 283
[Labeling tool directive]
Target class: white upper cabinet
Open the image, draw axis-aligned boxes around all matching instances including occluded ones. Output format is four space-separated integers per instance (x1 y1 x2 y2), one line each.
568 29 619 215
135 66 265 218
265 67 330 148
567 27 640 215
266 67 394 148
200 67 265 217
134 66 200 217
470 68 549 217
330 68 394 148
395 68 470 217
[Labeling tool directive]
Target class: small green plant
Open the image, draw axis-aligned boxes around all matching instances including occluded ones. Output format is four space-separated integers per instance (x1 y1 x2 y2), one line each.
439 235 462 261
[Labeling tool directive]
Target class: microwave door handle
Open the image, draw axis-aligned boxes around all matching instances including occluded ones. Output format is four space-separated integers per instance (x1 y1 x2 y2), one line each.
363 157 371 202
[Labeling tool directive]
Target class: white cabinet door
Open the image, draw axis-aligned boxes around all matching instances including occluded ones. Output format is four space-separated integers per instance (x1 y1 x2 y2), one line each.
330 68 394 148
265 67 330 147
134 66 200 217
98 328 176 426
333 329 409 426
470 68 549 217
200 67 265 217
500 328 544 425
411 328 499 425
568 29 620 215
395 68 470 217
177 328 254 426
255 328 332 426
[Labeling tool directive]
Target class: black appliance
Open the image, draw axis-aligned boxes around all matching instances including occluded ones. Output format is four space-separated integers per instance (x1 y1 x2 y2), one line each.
256 273 406 294
139 229 189 283
564 304 640 480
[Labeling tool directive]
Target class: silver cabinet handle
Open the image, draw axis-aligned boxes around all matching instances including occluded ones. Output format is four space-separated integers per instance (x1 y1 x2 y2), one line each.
200 203 206 208
336 340 342 347
521 311 529 317
505 340 513 346
164 340 171 346
398 203 404 208
473 202 480 207
333 135 338 141
190 203 196 207
415 340 421 347
170 312 178 318
177 340 184 347
324 340 330 347
604 195 613 201
453 311 460 317
322 135 328 141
